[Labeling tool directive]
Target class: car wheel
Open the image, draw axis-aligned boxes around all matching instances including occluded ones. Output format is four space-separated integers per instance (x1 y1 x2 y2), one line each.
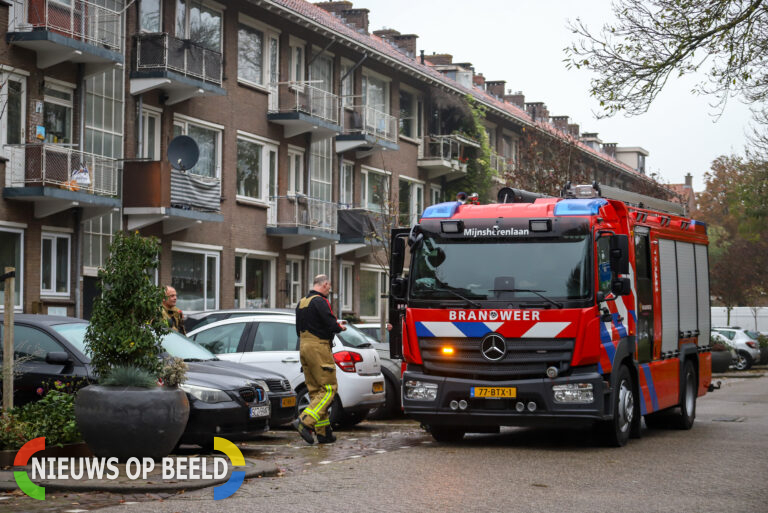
674 361 697 430
429 426 465 443
367 377 398 420
601 365 634 447
734 350 753 371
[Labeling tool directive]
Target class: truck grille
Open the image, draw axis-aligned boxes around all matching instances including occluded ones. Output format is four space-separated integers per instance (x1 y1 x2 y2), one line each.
419 337 574 380
265 378 291 392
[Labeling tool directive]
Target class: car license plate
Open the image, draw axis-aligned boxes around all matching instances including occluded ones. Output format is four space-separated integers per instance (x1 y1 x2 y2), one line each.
281 396 296 408
470 387 516 399
372 382 384 393
249 405 270 418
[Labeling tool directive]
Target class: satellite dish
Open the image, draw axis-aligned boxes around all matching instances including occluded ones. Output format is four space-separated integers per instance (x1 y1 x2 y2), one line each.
167 135 199 171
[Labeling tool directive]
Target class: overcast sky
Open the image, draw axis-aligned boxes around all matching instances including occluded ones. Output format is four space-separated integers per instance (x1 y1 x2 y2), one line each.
355 0 753 191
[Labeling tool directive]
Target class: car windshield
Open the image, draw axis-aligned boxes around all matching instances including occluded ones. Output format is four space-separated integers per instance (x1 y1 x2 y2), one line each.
51 322 216 361
337 323 374 348
410 233 591 303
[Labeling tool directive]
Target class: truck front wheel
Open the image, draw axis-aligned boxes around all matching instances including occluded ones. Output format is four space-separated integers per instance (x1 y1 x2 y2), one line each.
602 365 635 447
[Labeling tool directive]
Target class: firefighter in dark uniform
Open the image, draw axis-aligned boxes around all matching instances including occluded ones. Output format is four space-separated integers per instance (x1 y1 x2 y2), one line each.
293 274 345 444
161 285 186 335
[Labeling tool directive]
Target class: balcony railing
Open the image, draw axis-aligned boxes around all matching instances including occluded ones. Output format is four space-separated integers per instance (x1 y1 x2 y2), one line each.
268 196 338 233
490 151 513 175
135 32 222 86
5 144 118 196
8 0 123 52
270 81 339 125
342 105 398 144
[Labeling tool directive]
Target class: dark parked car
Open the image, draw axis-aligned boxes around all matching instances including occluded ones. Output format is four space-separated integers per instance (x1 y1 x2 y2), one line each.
0 315 284 446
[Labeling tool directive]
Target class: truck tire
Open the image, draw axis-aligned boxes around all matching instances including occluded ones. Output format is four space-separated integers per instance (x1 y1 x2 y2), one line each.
734 350 753 371
429 426 465 443
674 361 697 430
602 365 635 447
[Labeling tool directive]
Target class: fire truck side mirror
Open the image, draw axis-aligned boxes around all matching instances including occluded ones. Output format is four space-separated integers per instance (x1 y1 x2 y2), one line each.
611 277 631 296
391 235 406 277
391 277 408 300
609 234 630 275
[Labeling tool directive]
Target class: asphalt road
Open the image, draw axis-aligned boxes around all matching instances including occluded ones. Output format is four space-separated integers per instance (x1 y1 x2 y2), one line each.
93 371 768 513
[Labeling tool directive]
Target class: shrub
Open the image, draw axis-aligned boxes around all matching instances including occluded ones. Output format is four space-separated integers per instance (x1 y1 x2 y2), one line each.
85 231 168 381
158 357 188 388
100 365 158 388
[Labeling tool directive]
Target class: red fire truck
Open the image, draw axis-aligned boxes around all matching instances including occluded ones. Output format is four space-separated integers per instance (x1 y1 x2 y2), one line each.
389 183 712 446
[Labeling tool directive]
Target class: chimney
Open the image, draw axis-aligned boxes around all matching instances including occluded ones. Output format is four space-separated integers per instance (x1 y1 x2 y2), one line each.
427 53 453 65
551 116 569 132
685 172 692 187
603 142 617 158
473 72 485 88
525 102 548 122
341 8 370 33
392 34 418 57
373 28 400 39
315 1 353 14
504 91 525 108
485 80 506 99
567 123 580 138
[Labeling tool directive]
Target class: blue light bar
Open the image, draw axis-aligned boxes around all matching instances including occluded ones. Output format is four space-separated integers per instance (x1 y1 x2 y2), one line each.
553 198 608 216
421 201 461 219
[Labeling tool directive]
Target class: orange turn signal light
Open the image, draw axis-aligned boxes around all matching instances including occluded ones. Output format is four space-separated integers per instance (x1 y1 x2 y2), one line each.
441 346 455 355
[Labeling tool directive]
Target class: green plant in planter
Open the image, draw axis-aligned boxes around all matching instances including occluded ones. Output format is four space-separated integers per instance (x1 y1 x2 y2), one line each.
85 231 169 382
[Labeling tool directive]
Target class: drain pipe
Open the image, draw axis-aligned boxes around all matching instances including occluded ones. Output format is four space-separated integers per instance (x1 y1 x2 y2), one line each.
76 64 86 318
137 94 143 157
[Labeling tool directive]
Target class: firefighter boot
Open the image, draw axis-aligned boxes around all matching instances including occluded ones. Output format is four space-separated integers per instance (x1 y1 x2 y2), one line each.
317 427 337 444
293 419 315 445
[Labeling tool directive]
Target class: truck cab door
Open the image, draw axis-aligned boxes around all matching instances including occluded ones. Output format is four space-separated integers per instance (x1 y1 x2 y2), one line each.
634 227 654 363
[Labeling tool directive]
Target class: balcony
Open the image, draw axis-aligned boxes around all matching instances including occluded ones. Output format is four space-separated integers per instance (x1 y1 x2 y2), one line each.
6 0 123 72
130 33 224 105
122 160 223 234
267 81 341 140
2 143 120 220
267 196 339 249
336 207 392 257
490 150 513 176
336 105 399 157
417 134 479 182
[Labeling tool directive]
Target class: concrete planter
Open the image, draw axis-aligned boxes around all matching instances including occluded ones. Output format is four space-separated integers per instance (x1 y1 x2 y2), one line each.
711 350 733 374
75 385 189 460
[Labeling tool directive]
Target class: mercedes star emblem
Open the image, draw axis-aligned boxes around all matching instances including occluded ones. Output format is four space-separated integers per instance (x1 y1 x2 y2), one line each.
481 333 506 361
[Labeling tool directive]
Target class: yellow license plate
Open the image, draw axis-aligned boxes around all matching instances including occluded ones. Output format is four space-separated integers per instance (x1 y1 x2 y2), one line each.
281 396 296 408
372 382 384 393
471 387 516 399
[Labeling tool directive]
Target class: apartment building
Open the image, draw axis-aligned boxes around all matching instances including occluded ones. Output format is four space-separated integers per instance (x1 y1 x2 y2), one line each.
0 0 665 322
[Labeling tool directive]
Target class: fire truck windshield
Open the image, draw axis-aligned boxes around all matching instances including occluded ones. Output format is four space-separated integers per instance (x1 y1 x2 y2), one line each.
409 234 591 305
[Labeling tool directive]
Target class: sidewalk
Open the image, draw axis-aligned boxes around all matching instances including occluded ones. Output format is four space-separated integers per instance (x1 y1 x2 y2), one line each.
0 454 279 494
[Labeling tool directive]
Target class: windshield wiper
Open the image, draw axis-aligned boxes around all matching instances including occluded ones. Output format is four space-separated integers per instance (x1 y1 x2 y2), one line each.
433 287 483 309
489 288 563 309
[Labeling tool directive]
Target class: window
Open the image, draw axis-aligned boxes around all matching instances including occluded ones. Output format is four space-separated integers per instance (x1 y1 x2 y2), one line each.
0 228 23 310
193 322 246 354
140 108 161 159
361 168 389 213
289 38 305 83
596 236 612 296
43 83 73 144
360 267 387 319
237 17 279 91
172 249 219 311
398 179 423 226
341 263 353 311
140 0 161 32
86 69 124 160
173 117 222 178
430 185 442 206
362 71 389 113
310 53 333 92
254 322 299 351
340 60 354 107
287 258 303 307
399 89 422 139
309 246 331 281
41 233 70 296
340 161 354 206
288 147 304 195
83 210 120 269
1 74 25 147
236 136 277 202
502 134 518 171
234 255 272 308
310 138 333 201
5 325 64 361
176 0 222 52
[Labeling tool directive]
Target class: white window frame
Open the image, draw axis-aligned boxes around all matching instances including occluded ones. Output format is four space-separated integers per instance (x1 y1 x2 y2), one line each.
40 232 71 297
309 246 332 282
289 36 306 83
173 114 223 178
359 264 387 321
140 105 161 159
43 79 75 145
362 68 391 113
340 58 355 108
139 0 162 33
399 176 424 226
235 131 279 204
287 145 305 196
340 160 354 207
171 246 220 312
0 226 24 311
176 0 225 52
237 14 280 90
1 71 27 149
361 165 390 213
398 85 422 140
286 257 303 307
340 262 354 311
234 251 276 308
430 184 442 205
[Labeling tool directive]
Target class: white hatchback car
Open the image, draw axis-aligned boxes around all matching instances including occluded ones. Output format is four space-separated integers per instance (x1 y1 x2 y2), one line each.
712 327 762 370
188 314 385 426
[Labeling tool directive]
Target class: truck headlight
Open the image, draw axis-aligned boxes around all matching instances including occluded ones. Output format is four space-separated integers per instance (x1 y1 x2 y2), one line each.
404 380 438 401
181 384 231 403
552 383 594 404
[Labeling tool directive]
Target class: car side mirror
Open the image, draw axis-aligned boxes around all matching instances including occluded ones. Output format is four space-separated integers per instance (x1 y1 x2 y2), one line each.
609 234 630 275
45 351 71 365
612 277 631 296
